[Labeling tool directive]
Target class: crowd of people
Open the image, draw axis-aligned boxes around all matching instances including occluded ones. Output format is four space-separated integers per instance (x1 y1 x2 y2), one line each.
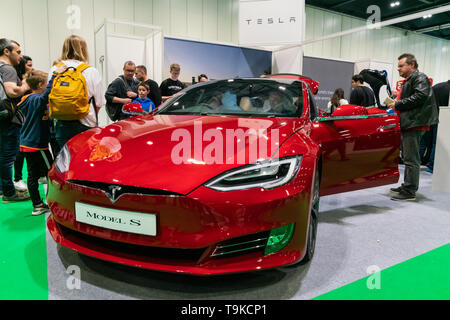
326 53 449 201
1 33 449 215
0 35 207 216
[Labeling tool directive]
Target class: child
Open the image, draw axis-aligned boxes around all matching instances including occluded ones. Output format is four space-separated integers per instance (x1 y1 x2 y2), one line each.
133 82 155 113
18 65 65 216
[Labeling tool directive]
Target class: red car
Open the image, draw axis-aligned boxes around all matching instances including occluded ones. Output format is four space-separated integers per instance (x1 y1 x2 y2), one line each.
46 74 401 275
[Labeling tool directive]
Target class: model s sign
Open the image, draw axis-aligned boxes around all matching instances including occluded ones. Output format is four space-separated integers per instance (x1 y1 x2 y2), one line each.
75 202 157 236
239 0 305 46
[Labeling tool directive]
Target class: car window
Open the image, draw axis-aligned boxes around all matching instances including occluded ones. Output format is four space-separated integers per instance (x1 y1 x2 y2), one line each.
156 79 303 118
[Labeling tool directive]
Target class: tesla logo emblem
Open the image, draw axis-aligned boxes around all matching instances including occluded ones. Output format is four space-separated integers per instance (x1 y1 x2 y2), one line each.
105 185 123 203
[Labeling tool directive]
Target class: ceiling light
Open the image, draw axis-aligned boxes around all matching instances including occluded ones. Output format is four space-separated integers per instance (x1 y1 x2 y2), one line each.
423 14 433 19
390 1 400 7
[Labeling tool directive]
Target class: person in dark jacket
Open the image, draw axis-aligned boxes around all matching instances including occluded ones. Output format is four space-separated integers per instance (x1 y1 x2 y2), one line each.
350 75 376 108
105 61 139 121
18 66 65 215
388 53 439 201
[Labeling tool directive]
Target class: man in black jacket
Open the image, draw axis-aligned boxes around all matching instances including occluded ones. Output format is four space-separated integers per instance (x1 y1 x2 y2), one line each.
388 53 439 201
105 61 138 121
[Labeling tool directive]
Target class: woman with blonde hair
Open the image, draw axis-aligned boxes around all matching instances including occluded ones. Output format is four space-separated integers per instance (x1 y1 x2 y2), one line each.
49 35 105 150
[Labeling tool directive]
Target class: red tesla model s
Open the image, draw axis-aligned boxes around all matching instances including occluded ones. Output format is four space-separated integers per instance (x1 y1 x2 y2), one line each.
46 74 401 275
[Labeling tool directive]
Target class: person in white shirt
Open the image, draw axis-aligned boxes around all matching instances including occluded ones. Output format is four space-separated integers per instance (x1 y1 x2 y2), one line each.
49 35 105 149
327 88 348 114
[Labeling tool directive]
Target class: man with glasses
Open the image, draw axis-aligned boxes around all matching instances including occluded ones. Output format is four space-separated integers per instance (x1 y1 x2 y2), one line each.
105 61 139 121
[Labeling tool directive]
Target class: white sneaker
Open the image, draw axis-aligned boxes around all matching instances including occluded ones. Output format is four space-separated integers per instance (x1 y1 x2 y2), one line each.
14 180 28 192
38 177 48 184
32 203 51 216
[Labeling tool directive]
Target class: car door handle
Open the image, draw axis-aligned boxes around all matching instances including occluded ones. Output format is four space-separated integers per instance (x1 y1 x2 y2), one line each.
378 124 397 132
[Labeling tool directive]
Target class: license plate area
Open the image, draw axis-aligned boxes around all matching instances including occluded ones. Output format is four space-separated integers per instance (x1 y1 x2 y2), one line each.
75 202 157 237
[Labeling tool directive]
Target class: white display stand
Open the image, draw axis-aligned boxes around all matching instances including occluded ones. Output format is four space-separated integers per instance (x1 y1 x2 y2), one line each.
432 107 450 194
94 19 164 127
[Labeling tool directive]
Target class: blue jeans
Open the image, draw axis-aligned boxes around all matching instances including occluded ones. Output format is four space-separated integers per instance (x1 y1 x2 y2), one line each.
0 123 21 197
55 120 91 151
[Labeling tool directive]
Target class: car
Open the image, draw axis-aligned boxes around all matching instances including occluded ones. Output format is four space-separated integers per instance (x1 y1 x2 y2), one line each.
46 74 401 275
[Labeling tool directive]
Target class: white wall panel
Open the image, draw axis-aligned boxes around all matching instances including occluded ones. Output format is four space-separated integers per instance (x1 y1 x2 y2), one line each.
134 0 153 25
187 0 203 39
72 0 95 64
47 0 71 65
170 0 188 37
93 0 115 30
202 0 218 41
22 0 50 70
218 0 233 43
0 0 24 46
113 0 134 34
153 0 171 35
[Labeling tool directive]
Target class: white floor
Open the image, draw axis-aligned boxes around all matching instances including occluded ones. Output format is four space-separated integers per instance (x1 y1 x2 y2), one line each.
46 166 450 300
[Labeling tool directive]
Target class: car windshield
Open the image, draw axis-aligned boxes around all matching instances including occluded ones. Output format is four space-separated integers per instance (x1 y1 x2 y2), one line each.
156 79 304 117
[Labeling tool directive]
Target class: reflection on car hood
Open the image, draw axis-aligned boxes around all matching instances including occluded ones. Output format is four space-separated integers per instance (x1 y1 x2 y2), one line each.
67 114 305 194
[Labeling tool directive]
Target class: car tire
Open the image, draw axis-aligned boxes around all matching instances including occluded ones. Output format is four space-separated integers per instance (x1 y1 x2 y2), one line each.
300 168 320 264
284 167 320 268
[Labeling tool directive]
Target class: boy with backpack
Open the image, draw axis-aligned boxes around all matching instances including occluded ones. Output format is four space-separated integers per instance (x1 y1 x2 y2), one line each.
17 65 65 215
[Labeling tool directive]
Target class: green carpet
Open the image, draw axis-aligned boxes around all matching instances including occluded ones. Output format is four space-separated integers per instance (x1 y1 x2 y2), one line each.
0 166 48 300
314 243 450 300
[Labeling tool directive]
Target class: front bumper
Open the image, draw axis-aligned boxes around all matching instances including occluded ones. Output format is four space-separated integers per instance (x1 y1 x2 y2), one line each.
46 155 316 275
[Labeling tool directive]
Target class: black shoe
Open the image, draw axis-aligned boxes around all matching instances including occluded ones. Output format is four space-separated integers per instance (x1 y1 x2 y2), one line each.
390 186 404 194
391 191 416 202
2 192 31 203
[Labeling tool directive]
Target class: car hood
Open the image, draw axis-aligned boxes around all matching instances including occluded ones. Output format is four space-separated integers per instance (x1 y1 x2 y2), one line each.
67 114 305 195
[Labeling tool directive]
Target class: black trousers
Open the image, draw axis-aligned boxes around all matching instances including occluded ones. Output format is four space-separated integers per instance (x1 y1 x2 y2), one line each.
23 150 54 207
14 151 25 181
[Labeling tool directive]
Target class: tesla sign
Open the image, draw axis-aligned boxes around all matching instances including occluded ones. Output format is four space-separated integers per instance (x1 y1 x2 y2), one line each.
239 0 305 46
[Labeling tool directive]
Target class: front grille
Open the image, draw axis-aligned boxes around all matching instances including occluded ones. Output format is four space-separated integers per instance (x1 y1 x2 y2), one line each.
59 224 207 264
211 231 270 258
68 180 184 197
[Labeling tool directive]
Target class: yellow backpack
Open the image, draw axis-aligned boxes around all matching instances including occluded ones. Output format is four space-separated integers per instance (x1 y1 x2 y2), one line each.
49 63 91 120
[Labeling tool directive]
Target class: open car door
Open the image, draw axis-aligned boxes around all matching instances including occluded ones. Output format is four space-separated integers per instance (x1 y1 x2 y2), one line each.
311 104 401 196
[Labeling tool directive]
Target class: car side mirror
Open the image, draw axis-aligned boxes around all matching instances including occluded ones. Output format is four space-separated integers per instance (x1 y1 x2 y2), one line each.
122 103 146 116
330 104 368 117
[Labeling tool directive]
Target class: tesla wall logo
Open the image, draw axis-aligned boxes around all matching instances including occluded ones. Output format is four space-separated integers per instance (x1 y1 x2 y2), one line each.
244 16 298 25
239 0 304 46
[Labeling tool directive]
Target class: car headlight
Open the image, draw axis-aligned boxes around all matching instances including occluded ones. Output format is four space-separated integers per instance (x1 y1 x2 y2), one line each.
55 144 71 173
205 156 302 192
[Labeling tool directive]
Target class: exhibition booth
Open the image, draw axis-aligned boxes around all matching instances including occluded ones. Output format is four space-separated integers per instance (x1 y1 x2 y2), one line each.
2 0 450 302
